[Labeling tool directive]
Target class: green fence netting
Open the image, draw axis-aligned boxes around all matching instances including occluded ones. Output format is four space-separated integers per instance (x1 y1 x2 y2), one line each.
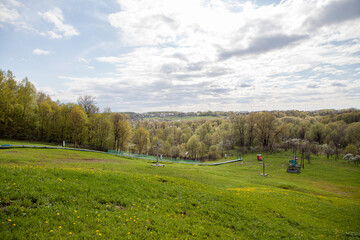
108 150 200 164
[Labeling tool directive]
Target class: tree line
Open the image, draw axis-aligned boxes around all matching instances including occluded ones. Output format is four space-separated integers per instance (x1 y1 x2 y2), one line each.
1 70 359 161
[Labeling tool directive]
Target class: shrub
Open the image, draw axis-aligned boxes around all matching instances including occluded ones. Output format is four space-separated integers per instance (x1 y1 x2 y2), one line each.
343 153 354 160
344 144 358 155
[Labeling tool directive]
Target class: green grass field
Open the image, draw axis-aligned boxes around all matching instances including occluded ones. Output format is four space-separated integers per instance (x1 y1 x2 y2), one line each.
1 140 359 239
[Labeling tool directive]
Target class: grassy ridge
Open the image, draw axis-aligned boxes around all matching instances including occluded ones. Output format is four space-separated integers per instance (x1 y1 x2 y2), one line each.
0 141 359 239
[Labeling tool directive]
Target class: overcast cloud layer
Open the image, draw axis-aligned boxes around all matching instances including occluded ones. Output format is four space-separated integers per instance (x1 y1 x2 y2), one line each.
1 0 360 112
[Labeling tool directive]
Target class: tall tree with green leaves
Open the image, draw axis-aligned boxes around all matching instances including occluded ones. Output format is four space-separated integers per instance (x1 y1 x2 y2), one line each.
133 127 150 154
326 121 347 159
346 122 360 146
111 113 132 151
186 135 200 159
0 70 18 137
90 113 112 150
230 114 246 148
67 105 89 148
38 100 53 140
17 78 36 121
58 103 75 143
308 122 327 144
255 112 287 150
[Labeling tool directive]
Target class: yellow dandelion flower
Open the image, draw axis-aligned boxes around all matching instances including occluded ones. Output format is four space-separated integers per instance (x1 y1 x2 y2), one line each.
59 226 62 228
50 230 53 233
74 210 77 213
44 221 48 224
56 213 60 216
69 232 72 235
128 232 131 234
8 219 11 222
12 224 16 226
99 233 102 236
73 222 76 225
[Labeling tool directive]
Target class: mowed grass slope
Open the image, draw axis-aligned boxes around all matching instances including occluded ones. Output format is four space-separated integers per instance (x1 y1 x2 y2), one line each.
0 141 359 239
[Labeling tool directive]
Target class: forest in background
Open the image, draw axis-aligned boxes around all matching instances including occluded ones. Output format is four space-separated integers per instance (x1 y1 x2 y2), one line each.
1 69 360 161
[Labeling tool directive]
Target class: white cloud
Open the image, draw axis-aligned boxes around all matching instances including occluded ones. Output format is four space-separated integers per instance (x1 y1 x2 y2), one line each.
5 0 23 7
96 56 123 64
39 7 79 39
0 3 21 23
0 0 40 33
78 57 89 64
33 0 360 112
94 0 360 111
32 48 50 55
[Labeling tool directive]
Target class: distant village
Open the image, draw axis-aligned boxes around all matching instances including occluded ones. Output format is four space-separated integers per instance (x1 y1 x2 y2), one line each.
122 109 359 121
122 111 244 121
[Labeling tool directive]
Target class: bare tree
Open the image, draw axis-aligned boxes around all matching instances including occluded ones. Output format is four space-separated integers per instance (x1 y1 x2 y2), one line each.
77 95 99 117
246 112 256 148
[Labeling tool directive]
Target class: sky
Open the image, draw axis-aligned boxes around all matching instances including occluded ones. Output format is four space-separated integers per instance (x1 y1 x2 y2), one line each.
1 0 360 113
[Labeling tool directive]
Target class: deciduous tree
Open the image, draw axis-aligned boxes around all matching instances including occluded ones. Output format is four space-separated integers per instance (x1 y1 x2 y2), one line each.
77 95 99 117
67 105 89 148
186 135 200 159
230 114 246 148
133 127 150 154
90 113 112 150
255 112 287 150
111 113 132 151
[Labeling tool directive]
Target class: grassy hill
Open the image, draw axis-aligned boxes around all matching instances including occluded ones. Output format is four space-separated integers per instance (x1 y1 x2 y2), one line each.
0 140 359 239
